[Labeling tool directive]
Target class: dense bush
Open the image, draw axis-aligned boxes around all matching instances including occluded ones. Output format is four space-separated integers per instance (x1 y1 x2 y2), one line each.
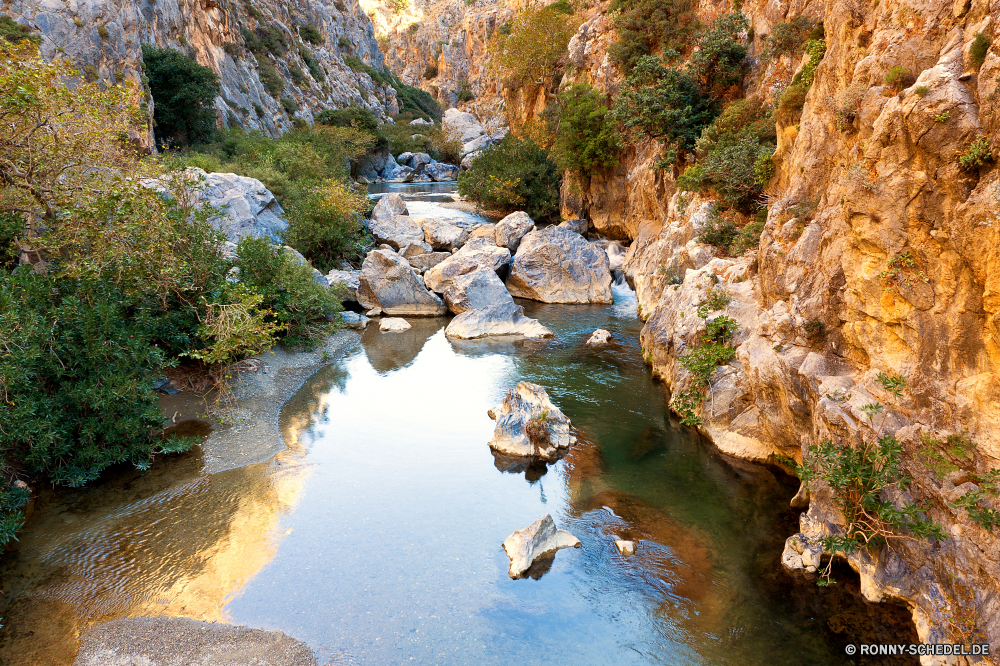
423 63 439 79
688 11 748 98
544 83 621 173
778 38 826 111
607 0 696 74
612 55 718 150
143 45 222 147
760 16 814 61
299 24 323 45
0 212 24 271
970 33 991 69
487 2 580 87
283 179 371 271
0 14 39 43
317 106 380 133
458 135 561 222
234 238 344 346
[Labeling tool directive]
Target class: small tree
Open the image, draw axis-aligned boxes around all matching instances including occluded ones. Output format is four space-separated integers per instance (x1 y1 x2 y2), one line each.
544 83 621 174
487 3 580 88
142 45 221 147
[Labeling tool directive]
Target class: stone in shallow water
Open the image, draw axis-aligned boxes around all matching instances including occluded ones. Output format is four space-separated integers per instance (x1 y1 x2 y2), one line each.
357 249 447 316
379 317 412 332
341 311 370 330
487 382 575 461
587 329 612 345
506 226 613 304
502 514 581 579
615 540 637 556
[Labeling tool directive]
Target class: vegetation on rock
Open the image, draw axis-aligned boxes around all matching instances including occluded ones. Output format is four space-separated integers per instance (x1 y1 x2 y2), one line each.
457 135 561 222
487 1 580 88
143 45 222 147
543 83 621 174
607 0 696 74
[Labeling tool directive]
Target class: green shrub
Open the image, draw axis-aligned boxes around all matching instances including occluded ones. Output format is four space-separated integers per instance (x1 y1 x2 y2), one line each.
544 83 621 174
487 2 580 87
753 144 775 185
299 24 323 46
143 45 221 147
98 25 110 40
612 55 718 150
0 483 30 546
778 38 826 111
458 135 561 222
729 213 765 255
280 96 299 114
761 16 814 61
382 69 442 121
958 135 993 171
423 63 439 79
317 106 380 132
257 57 284 97
0 211 24 271
457 80 474 102
689 11 748 98
289 66 307 85
884 65 914 90
607 0 696 75
234 238 343 346
296 42 325 82
0 15 39 44
284 179 371 271
970 33 991 70
0 270 197 488
950 469 1000 530
339 36 351 49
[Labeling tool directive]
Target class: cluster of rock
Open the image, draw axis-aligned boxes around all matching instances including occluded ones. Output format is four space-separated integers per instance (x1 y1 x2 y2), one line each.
327 193 616 339
357 148 460 184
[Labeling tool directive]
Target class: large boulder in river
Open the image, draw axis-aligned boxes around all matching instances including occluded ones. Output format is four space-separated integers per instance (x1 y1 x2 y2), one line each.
442 269 511 314
494 212 535 254
371 193 408 224
446 301 553 340
419 218 471 252
425 163 460 182
502 514 581 579
423 245 511 293
505 226 613 304
487 382 576 460
357 249 447 316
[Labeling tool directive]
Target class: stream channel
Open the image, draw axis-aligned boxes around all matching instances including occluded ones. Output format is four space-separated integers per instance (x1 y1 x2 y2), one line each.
0 183 914 665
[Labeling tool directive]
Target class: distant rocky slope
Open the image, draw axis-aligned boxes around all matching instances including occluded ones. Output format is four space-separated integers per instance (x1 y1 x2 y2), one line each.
4 0 398 145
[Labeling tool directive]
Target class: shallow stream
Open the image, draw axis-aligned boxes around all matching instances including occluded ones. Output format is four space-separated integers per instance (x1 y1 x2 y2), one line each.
0 185 915 665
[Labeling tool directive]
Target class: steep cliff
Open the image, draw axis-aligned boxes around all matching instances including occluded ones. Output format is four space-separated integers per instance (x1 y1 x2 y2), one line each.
3 0 397 143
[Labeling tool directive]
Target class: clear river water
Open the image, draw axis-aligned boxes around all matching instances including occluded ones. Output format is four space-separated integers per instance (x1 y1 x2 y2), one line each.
0 184 915 665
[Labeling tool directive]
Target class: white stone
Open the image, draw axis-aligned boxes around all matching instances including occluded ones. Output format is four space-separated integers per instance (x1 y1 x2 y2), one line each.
487 382 576 460
493 211 535 253
615 540 637 556
502 514 581 579
587 329 611 345
379 317 412 332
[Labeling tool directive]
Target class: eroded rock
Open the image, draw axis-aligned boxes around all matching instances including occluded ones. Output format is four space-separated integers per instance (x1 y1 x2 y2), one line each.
423 244 511 293
487 382 576 460
506 226 613 304
494 211 535 253
502 514 581 579
356 248 447 316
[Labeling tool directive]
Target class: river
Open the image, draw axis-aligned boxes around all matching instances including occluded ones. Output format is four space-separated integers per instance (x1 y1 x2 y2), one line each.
0 183 915 665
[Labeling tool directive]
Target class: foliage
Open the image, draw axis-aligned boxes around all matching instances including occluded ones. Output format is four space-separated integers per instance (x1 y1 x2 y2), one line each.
778 39 826 111
299 24 323 46
698 286 732 313
670 296 739 426
970 33 991 69
257 57 284 97
283 179 371 271
242 24 289 57
427 124 464 165
143 45 222 147
0 483 30 546
0 14 39 44
182 284 284 366
0 270 196 488
797 374 947 585
884 65 914 90
457 80 474 102
280 97 299 114
0 212 25 271
697 211 739 249
950 470 1000 530
607 0 696 75
958 135 993 171
918 432 976 480
457 135 561 222
611 55 718 150
487 2 581 87
689 11 749 98
804 317 827 343
761 16 814 61
234 238 343 346
423 63 439 79
316 106 380 133
544 83 621 174
679 340 737 384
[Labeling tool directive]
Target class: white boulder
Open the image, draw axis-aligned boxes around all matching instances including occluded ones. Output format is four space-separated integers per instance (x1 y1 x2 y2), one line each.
494 211 535 253
502 514 581 579
506 226 613 304
487 382 576 460
357 248 448 316
379 317 412 332
615 540 637 556
587 329 611 345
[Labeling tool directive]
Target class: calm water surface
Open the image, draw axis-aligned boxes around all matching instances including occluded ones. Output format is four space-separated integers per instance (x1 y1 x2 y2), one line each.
0 186 890 665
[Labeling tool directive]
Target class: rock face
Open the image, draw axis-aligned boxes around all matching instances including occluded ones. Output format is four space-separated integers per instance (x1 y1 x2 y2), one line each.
506 226 613 304
356 248 447 316
423 244 511 293
441 269 510 315
142 168 287 244
7 0 397 147
557 218 589 236
493 211 535 254
487 382 576 461
502 514 581 579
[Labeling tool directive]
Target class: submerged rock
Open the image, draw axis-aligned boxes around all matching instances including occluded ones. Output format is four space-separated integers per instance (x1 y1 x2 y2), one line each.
379 317 412 332
493 211 535 253
487 382 575 460
587 329 611 345
357 248 447 316
506 226 613 304
502 514 581 579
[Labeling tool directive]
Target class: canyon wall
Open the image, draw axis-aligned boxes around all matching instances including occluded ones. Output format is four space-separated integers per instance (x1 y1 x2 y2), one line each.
3 0 398 143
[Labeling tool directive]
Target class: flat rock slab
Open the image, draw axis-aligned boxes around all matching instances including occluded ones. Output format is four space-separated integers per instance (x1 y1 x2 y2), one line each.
73 617 316 666
380 317 412 332
502 514 581 579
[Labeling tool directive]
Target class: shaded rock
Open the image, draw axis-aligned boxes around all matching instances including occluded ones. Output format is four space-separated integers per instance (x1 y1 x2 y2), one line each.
399 241 434 257
409 152 433 172
487 382 576 460
442 269 511 314
369 215 425 250
587 329 611 345
445 301 553 340
494 211 535 253
379 317 412 332
558 218 589 235
341 311 370 329
425 162 460 182
358 150 400 182
384 165 415 183
506 226 613 304
419 218 471 252
423 245 511 293
502 514 581 579
615 540 637 556
325 269 361 302
461 151 480 171
357 248 447 316
396 151 415 166
371 193 408 224
142 168 287 244
464 224 498 248
407 251 451 273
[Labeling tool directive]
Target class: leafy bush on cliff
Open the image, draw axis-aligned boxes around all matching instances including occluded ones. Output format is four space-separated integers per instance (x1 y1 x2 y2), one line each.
143 45 221 147
544 83 621 174
688 12 749 98
778 38 826 112
487 2 580 88
458 135 561 222
0 14 39 44
607 0 696 74
760 16 814 61
612 55 718 150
